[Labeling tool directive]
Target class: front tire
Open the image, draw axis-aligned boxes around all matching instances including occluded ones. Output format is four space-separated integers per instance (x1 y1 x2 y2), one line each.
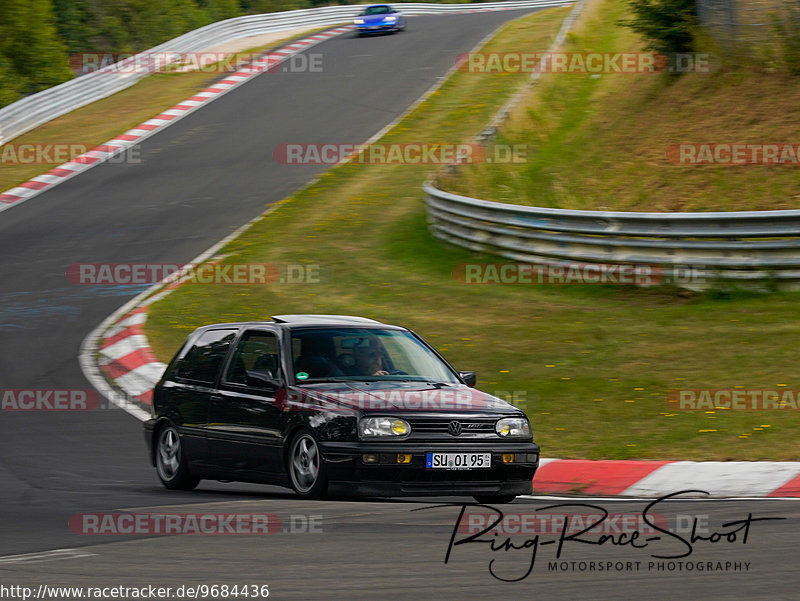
473 495 516 504
155 425 199 490
288 430 328 499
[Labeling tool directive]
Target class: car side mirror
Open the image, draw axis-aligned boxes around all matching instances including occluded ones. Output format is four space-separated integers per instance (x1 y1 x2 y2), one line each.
459 371 477 387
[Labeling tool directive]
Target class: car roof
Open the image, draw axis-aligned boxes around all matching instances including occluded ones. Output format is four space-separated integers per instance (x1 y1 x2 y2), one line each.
272 314 382 325
191 315 405 333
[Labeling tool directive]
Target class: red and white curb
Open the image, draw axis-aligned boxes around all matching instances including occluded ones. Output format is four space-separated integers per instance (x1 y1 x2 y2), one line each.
93 255 221 406
97 307 166 406
0 25 355 214
531 458 800 498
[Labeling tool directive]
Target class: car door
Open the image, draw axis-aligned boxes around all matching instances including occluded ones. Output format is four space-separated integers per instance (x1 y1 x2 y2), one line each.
207 328 285 474
162 327 238 469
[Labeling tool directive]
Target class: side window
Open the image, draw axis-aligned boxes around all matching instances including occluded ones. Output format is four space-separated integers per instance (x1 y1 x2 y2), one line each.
225 331 281 387
174 329 236 384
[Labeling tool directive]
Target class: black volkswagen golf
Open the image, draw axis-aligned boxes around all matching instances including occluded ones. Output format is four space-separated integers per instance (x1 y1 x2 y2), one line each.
144 315 539 503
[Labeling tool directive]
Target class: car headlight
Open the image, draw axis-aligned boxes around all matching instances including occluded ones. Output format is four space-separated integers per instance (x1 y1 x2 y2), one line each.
354 18 364 24
495 417 531 438
385 16 396 22
359 417 411 438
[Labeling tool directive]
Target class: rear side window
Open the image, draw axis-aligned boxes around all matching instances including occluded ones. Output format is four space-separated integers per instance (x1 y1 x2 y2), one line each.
174 329 236 384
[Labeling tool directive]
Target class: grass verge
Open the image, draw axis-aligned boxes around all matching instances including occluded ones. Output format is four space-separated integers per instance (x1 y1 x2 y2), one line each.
439 0 800 212
145 4 800 461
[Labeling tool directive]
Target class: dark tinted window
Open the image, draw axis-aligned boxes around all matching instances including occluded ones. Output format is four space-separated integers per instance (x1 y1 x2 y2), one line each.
290 327 459 383
225 331 280 386
364 5 392 15
174 329 236 384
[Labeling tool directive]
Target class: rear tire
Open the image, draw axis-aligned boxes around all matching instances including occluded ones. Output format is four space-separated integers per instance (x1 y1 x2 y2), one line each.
288 429 328 499
473 495 516 504
155 425 199 491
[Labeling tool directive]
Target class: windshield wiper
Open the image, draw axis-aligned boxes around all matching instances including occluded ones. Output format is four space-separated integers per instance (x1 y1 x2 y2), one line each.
299 377 352 384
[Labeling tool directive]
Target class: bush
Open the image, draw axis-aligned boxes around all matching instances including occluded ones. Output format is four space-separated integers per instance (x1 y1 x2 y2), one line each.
773 2 800 74
621 0 697 54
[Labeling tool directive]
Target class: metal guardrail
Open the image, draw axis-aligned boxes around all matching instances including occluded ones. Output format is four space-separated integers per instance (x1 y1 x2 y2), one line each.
0 1 569 146
425 0 800 288
424 181 800 285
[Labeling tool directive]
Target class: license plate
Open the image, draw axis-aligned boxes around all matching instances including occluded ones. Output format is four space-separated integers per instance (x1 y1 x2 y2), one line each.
426 452 491 470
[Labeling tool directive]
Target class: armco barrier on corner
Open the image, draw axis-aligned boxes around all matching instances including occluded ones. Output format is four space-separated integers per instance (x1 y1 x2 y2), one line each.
424 180 800 287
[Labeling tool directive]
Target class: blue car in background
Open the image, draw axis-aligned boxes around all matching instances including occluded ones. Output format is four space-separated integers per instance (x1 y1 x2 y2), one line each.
353 4 406 35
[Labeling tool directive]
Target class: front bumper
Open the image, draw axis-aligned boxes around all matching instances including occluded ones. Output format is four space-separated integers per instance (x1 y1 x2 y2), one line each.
356 23 399 33
321 440 538 497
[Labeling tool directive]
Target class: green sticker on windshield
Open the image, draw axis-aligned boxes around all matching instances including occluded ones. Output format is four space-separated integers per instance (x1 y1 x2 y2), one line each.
296 372 309 380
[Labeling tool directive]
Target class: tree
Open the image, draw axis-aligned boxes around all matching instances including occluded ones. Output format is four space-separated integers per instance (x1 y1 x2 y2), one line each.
622 0 697 54
0 56 25 107
52 0 97 55
0 0 73 97
198 0 241 21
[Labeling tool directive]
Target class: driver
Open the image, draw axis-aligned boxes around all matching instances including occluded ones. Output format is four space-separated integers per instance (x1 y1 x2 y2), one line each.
353 338 389 376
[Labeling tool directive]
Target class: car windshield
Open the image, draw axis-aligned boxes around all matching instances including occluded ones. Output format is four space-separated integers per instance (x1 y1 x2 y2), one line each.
290 327 459 384
362 5 393 15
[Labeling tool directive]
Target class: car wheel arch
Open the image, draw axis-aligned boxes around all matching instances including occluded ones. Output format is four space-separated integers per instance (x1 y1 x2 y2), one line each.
282 421 314 467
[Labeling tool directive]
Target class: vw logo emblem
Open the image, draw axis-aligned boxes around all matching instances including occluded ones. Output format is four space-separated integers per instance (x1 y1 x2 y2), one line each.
448 420 462 436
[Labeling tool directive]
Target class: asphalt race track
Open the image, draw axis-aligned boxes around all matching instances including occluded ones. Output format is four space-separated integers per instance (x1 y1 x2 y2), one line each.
0 9 798 600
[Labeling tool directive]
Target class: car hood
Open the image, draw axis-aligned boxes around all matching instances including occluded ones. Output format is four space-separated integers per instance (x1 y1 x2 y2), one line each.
358 13 397 23
278 381 518 414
